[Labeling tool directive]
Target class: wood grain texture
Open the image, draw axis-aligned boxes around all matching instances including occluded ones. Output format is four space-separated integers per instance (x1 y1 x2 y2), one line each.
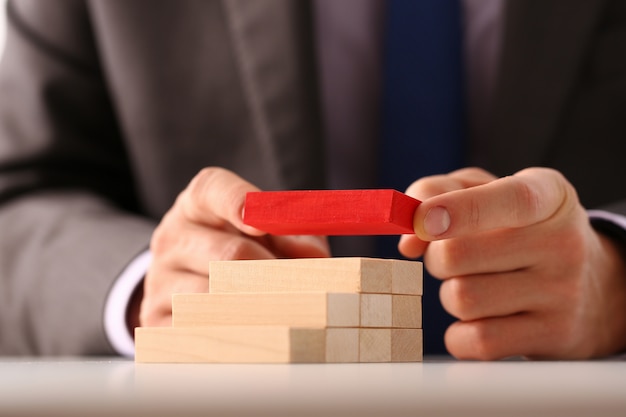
390 259 423 295
243 189 421 235
326 328 359 363
359 329 423 363
360 294 422 328
172 293 360 328
360 294 392 328
135 326 360 363
391 329 424 362
359 329 391 362
135 327 422 363
391 295 422 329
209 257 422 295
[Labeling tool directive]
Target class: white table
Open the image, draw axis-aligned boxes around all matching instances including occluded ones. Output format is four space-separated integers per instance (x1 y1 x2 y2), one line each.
1 357 625 416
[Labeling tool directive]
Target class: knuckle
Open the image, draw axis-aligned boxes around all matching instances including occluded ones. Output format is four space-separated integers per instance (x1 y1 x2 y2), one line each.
446 322 500 360
182 169 216 218
138 301 156 327
513 168 580 225
187 168 216 199
424 241 453 278
218 236 256 261
406 174 451 199
510 176 543 225
454 167 493 181
182 166 251 227
149 214 191 267
467 167 491 176
425 238 468 278
467 323 501 360
466 196 482 230
440 278 478 320
195 166 226 187
139 303 169 327
149 223 173 258
139 271 169 327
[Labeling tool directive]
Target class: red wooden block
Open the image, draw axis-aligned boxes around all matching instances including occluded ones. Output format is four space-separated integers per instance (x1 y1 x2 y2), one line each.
243 189 421 235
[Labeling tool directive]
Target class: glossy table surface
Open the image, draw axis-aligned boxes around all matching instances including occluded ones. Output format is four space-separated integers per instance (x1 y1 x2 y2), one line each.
1 356 625 417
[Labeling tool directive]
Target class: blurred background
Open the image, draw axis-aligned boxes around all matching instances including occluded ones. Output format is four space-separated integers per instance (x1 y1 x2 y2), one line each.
0 0 6 58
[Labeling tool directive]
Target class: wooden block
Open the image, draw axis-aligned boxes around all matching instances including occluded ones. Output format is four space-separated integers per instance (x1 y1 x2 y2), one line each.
360 294 392 328
209 257 391 294
359 329 391 362
389 259 423 295
243 189 421 235
209 257 422 295
359 329 423 363
326 328 359 363
135 326 359 363
391 329 424 362
392 295 422 329
172 293 360 328
360 294 422 328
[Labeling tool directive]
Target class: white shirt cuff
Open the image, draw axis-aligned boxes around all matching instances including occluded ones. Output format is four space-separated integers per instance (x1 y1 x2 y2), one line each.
588 209 626 231
104 250 152 357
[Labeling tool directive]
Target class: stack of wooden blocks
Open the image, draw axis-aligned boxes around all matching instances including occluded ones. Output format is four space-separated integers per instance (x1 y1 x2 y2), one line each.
135 257 423 363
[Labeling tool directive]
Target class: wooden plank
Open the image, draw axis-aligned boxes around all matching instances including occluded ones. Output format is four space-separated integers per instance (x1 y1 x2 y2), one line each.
173 292 421 329
172 293 360 328
359 329 423 363
209 257 391 294
209 257 422 295
135 326 359 363
243 189 421 235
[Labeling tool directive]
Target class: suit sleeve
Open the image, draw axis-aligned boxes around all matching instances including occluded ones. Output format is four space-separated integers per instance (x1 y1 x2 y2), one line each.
0 0 155 354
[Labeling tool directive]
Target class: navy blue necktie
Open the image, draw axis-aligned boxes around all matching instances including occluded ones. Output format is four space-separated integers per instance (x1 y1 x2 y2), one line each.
378 0 466 355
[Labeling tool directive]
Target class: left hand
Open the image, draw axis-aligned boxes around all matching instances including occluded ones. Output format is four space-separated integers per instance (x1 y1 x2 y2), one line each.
399 167 626 360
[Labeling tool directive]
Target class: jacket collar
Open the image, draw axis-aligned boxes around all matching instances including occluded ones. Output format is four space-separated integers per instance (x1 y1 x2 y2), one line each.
222 0 325 190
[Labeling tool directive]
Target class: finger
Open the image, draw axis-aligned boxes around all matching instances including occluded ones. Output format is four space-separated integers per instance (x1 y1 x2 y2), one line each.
413 167 577 240
151 223 278 275
177 167 264 236
439 271 552 322
422 221 574 278
140 270 208 326
424 231 527 278
445 313 562 360
398 235 429 259
400 168 497 257
405 167 497 200
268 235 331 258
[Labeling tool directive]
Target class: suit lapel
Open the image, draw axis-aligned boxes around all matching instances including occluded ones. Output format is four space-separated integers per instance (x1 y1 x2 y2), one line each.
221 0 325 190
479 0 607 176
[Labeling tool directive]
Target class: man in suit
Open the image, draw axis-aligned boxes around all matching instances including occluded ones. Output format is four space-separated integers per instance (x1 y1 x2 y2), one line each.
1 0 626 359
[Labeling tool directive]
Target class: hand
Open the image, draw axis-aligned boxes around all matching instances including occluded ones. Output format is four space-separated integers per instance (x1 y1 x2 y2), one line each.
138 167 330 327
399 167 626 360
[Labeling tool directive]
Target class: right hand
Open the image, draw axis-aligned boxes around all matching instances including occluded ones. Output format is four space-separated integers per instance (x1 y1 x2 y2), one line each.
139 167 330 326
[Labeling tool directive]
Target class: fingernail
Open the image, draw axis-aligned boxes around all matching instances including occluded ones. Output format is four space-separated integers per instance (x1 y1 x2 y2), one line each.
424 206 450 237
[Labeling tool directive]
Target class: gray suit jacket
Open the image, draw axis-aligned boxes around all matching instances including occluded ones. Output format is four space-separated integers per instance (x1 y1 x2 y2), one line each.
0 0 625 354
